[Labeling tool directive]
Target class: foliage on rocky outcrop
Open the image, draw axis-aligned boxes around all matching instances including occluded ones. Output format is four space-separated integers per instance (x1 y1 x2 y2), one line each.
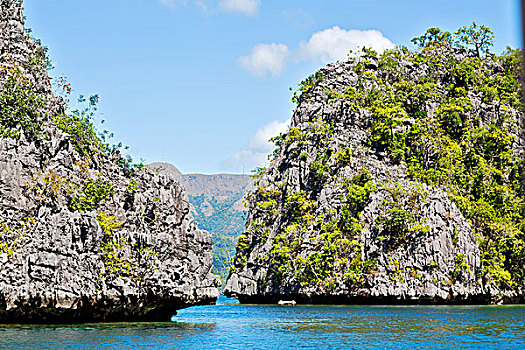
0 0 218 323
225 24 525 304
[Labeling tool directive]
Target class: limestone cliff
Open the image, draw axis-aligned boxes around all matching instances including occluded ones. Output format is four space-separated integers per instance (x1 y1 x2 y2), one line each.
225 27 525 304
0 0 219 323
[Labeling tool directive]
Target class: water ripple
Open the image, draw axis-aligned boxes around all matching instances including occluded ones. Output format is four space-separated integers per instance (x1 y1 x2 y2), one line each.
0 298 524 349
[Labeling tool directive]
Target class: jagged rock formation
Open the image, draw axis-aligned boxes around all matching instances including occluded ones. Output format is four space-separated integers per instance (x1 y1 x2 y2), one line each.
225 29 525 304
0 0 218 323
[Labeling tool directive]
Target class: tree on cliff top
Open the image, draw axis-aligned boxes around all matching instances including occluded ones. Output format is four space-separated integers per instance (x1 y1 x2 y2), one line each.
411 27 452 49
454 22 495 57
412 22 494 57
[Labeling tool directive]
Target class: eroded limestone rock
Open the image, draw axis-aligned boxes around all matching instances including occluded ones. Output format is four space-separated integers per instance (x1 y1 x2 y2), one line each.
225 38 524 304
0 0 219 323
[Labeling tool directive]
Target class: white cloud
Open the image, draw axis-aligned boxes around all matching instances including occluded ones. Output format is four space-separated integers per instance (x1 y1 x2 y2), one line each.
298 26 395 62
159 0 175 8
194 1 209 11
281 9 315 29
159 0 174 7
219 0 261 16
237 43 290 77
158 0 188 9
222 119 290 172
157 0 259 16
238 27 395 77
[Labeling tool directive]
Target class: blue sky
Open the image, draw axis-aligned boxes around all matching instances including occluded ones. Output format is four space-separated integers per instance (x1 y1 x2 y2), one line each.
23 0 521 174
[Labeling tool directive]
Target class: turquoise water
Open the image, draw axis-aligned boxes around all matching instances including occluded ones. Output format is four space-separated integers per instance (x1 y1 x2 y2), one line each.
1 296 524 349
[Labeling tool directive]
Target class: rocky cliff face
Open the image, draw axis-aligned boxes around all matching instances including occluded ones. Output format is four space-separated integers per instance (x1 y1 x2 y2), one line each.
0 0 218 323
225 29 525 304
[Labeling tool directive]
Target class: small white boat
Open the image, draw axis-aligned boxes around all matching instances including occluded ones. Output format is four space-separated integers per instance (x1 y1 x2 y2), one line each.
277 300 296 306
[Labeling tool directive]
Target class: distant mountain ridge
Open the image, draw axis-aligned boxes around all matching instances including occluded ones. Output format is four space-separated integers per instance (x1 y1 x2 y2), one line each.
149 162 253 199
149 162 254 280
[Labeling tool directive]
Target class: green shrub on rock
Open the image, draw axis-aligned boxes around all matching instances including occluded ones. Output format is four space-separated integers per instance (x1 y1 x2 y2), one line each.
68 179 114 212
0 67 46 140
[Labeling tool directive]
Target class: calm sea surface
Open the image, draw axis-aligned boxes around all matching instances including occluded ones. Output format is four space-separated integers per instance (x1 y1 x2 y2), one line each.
0 296 524 349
